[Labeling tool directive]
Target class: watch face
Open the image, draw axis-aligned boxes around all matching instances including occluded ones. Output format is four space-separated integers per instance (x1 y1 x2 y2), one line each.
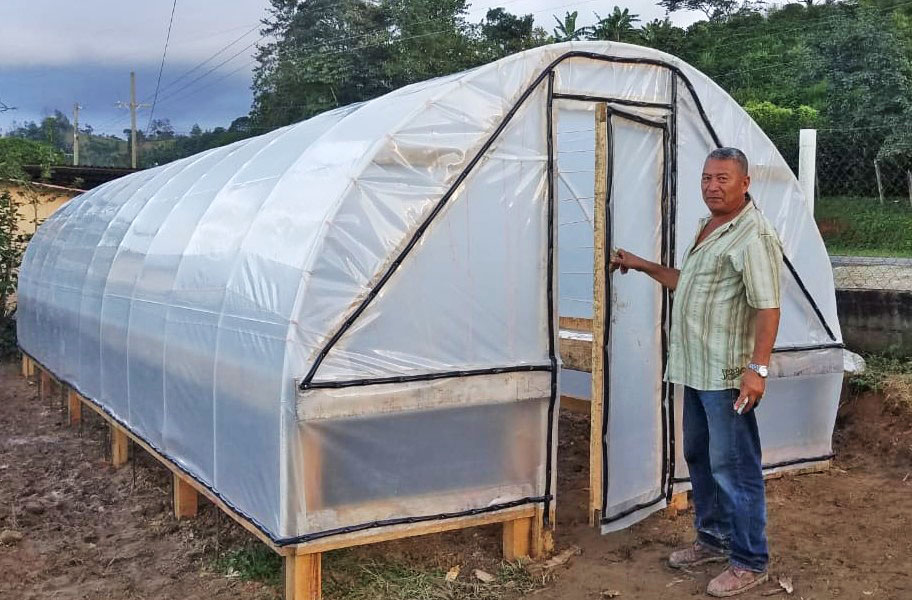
758 365 768 377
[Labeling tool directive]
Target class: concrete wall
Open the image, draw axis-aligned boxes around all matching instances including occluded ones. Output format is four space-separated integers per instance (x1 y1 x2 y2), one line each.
1 182 78 236
837 288 912 356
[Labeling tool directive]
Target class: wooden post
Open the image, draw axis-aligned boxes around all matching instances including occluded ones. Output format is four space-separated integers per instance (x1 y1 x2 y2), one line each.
906 170 911 209
39 370 51 401
287 553 322 600
110 425 129 467
20 354 30 378
589 103 608 526
875 159 884 204
502 516 533 561
666 492 689 516
67 389 82 427
173 474 199 519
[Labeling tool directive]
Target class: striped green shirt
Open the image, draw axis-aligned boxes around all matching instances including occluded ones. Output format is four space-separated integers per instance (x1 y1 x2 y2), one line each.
666 200 782 391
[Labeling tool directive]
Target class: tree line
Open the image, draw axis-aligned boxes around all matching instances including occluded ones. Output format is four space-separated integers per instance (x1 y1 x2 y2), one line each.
2 0 912 174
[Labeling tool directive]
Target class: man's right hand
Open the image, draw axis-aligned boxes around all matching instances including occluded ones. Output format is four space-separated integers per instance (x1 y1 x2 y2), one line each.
610 248 645 274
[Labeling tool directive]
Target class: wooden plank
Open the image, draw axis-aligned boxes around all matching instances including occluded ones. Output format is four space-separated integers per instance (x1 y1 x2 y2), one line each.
560 394 590 415
559 336 592 372
531 506 551 557
67 388 82 427
763 460 830 481
21 354 30 378
502 516 532 561
173 473 199 519
559 316 592 332
110 424 129 467
294 505 535 555
287 553 321 600
666 492 688 516
589 103 608 526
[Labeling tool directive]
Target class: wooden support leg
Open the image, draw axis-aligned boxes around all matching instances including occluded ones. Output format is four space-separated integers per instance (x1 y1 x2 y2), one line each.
503 516 533 561
39 370 50 401
110 425 129 467
67 389 82 427
286 553 322 600
21 354 30 378
173 474 199 519
666 492 689 517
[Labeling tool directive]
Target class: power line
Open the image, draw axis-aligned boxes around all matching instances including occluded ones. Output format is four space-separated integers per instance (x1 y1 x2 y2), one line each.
146 0 179 133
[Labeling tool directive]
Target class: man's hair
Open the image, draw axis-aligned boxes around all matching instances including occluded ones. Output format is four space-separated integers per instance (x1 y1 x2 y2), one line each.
706 147 749 176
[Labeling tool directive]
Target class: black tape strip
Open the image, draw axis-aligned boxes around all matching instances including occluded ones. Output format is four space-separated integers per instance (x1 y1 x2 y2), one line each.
666 75 680 501
659 119 671 500
552 92 673 110
782 255 838 342
544 71 558 526
773 343 844 353
304 364 552 390
600 493 666 525
608 108 666 129
670 453 836 484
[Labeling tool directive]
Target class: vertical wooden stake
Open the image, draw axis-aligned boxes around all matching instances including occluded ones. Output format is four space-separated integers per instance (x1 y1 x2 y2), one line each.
67 389 82 427
287 553 321 600
875 159 884 204
906 170 912 209
110 425 129 467
173 474 199 519
590 103 609 526
21 354 30 378
666 491 689 516
502 516 533 561
39 370 50 401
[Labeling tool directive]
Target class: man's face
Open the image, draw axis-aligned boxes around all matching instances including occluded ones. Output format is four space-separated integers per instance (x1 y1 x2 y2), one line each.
701 158 750 216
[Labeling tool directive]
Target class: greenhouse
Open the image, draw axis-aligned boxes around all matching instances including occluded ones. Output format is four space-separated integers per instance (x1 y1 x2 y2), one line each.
17 41 843 544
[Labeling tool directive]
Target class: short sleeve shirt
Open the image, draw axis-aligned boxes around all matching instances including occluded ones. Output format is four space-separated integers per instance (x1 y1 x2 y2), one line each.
665 200 783 391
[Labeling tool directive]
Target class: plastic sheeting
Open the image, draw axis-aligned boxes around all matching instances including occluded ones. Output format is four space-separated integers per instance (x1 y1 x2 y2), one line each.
18 41 843 542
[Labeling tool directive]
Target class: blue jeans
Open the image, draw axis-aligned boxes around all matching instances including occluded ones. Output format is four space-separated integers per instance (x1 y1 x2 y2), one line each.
683 386 769 572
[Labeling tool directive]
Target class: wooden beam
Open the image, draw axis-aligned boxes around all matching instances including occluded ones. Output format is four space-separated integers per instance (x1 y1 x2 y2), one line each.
173 473 199 519
559 316 592 332
286 553 321 600
502 516 532 561
21 354 30 378
559 335 592 372
67 388 82 427
111 424 129 467
589 103 608 526
294 505 535 555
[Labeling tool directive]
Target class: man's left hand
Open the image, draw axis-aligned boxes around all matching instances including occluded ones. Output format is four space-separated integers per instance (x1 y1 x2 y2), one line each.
735 369 765 414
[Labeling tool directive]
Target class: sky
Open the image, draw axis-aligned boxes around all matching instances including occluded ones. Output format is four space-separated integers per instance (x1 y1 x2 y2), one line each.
0 1 702 138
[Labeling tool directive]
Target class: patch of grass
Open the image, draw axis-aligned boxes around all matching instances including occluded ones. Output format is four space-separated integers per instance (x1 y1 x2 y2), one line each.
213 544 283 587
322 551 542 600
847 354 912 393
816 196 912 257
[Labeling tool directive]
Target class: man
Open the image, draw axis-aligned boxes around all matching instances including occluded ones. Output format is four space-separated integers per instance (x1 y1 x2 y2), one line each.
610 147 781 597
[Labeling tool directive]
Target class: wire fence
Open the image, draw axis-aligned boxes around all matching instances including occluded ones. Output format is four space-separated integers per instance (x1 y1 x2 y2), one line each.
809 128 912 291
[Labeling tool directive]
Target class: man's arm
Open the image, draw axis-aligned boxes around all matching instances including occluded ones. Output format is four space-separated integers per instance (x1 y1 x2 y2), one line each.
735 308 780 414
610 249 680 290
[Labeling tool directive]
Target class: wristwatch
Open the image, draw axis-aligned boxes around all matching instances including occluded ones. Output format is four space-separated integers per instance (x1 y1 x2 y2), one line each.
747 363 769 378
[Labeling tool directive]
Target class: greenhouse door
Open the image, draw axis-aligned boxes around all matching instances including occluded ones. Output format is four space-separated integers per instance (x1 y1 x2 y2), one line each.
592 104 671 532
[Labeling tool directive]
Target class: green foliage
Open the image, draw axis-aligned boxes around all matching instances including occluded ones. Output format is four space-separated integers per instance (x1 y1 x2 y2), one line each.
815 196 912 257
847 354 912 392
743 101 822 168
552 11 588 41
588 7 641 43
0 138 63 179
0 189 27 358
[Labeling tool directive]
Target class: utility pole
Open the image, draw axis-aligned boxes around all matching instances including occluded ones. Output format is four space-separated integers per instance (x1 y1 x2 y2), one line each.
116 71 150 169
73 103 81 166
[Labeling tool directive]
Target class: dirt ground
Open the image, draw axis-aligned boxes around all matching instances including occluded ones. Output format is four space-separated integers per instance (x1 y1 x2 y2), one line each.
1 360 911 600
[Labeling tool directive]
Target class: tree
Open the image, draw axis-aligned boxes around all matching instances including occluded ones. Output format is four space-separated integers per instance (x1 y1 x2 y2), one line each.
552 11 589 41
658 0 739 21
589 7 641 42
480 7 545 58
